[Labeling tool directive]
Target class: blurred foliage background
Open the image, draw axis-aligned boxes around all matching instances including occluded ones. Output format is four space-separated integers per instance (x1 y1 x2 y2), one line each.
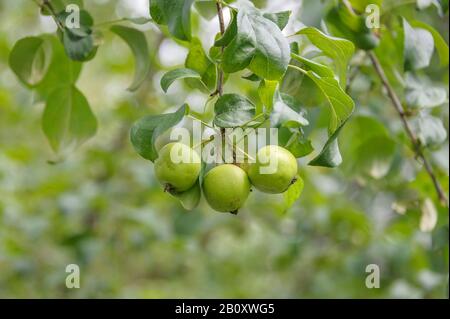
0 0 448 298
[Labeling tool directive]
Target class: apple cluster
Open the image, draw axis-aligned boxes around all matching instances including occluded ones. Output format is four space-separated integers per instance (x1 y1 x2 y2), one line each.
154 142 298 214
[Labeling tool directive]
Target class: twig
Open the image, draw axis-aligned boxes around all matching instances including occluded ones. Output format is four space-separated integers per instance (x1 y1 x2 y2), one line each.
32 0 64 30
368 51 448 207
214 1 226 97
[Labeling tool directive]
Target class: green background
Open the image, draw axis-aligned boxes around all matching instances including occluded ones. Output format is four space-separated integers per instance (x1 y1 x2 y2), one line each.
0 0 448 298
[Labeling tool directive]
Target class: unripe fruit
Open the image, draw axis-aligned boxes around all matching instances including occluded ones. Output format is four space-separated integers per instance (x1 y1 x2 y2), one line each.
248 145 298 194
355 32 380 51
154 142 201 192
202 164 251 213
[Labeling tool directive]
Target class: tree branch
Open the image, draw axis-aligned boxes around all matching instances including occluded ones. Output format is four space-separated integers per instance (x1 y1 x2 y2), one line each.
368 51 448 207
214 1 226 97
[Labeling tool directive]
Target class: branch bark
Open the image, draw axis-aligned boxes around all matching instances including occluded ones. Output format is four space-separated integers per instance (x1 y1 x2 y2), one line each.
368 51 448 207
215 1 226 97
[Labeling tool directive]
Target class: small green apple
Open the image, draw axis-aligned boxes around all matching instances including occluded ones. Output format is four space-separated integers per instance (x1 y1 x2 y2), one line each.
202 164 251 213
154 142 201 192
248 145 298 194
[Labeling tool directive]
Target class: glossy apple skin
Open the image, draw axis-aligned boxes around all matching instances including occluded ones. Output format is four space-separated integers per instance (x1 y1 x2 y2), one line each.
248 145 298 194
154 142 201 192
202 164 251 213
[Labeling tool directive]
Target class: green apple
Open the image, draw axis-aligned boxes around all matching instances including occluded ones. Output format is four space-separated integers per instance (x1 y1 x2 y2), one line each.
248 145 298 194
154 142 201 192
202 164 251 213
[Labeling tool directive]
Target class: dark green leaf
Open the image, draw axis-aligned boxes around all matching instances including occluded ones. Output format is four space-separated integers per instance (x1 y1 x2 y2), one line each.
130 105 188 161
150 0 195 41
9 36 52 87
110 25 150 92
160 68 202 93
222 1 290 80
42 85 97 152
214 94 256 128
214 9 238 47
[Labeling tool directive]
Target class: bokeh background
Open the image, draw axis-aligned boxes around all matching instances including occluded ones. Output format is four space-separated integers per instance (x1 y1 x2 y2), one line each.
0 0 448 298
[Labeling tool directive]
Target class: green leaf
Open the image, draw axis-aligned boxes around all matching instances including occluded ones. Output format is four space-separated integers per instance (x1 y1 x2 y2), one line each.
222 1 291 80
294 27 354 86
291 53 335 78
282 175 304 213
62 26 96 61
185 38 217 91
271 90 309 128
410 20 449 67
57 10 97 62
263 11 291 30
214 9 238 47
110 25 150 92
160 68 202 93
149 0 195 41
34 36 82 100
42 85 97 152
169 181 201 210
125 17 153 25
305 71 354 134
214 94 256 128
308 120 348 168
130 105 188 161
325 5 379 51
405 73 447 109
411 113 448 148
353 135 396 179
9 36 52 87
258 80 278 113
403 18 434 70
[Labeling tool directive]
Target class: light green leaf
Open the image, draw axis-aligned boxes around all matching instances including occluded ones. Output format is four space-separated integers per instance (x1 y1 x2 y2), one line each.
410 113 448 148
410 19 449 66
403 18 434 70
214 94 256 128
305 71 354 134
291 53 335 78
150 0 195 41
271 90 309 128
9 36 52 87
263 11 291 30
42 85 97 152
405 73 447 109
283 175 304 213
169 181 201 210
185 38 217 91
130 105 188 161
34 36 82 100
294 27 354 86
160 68 202 93
110 25 150 92
258 80 278 113
222 1 291 80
